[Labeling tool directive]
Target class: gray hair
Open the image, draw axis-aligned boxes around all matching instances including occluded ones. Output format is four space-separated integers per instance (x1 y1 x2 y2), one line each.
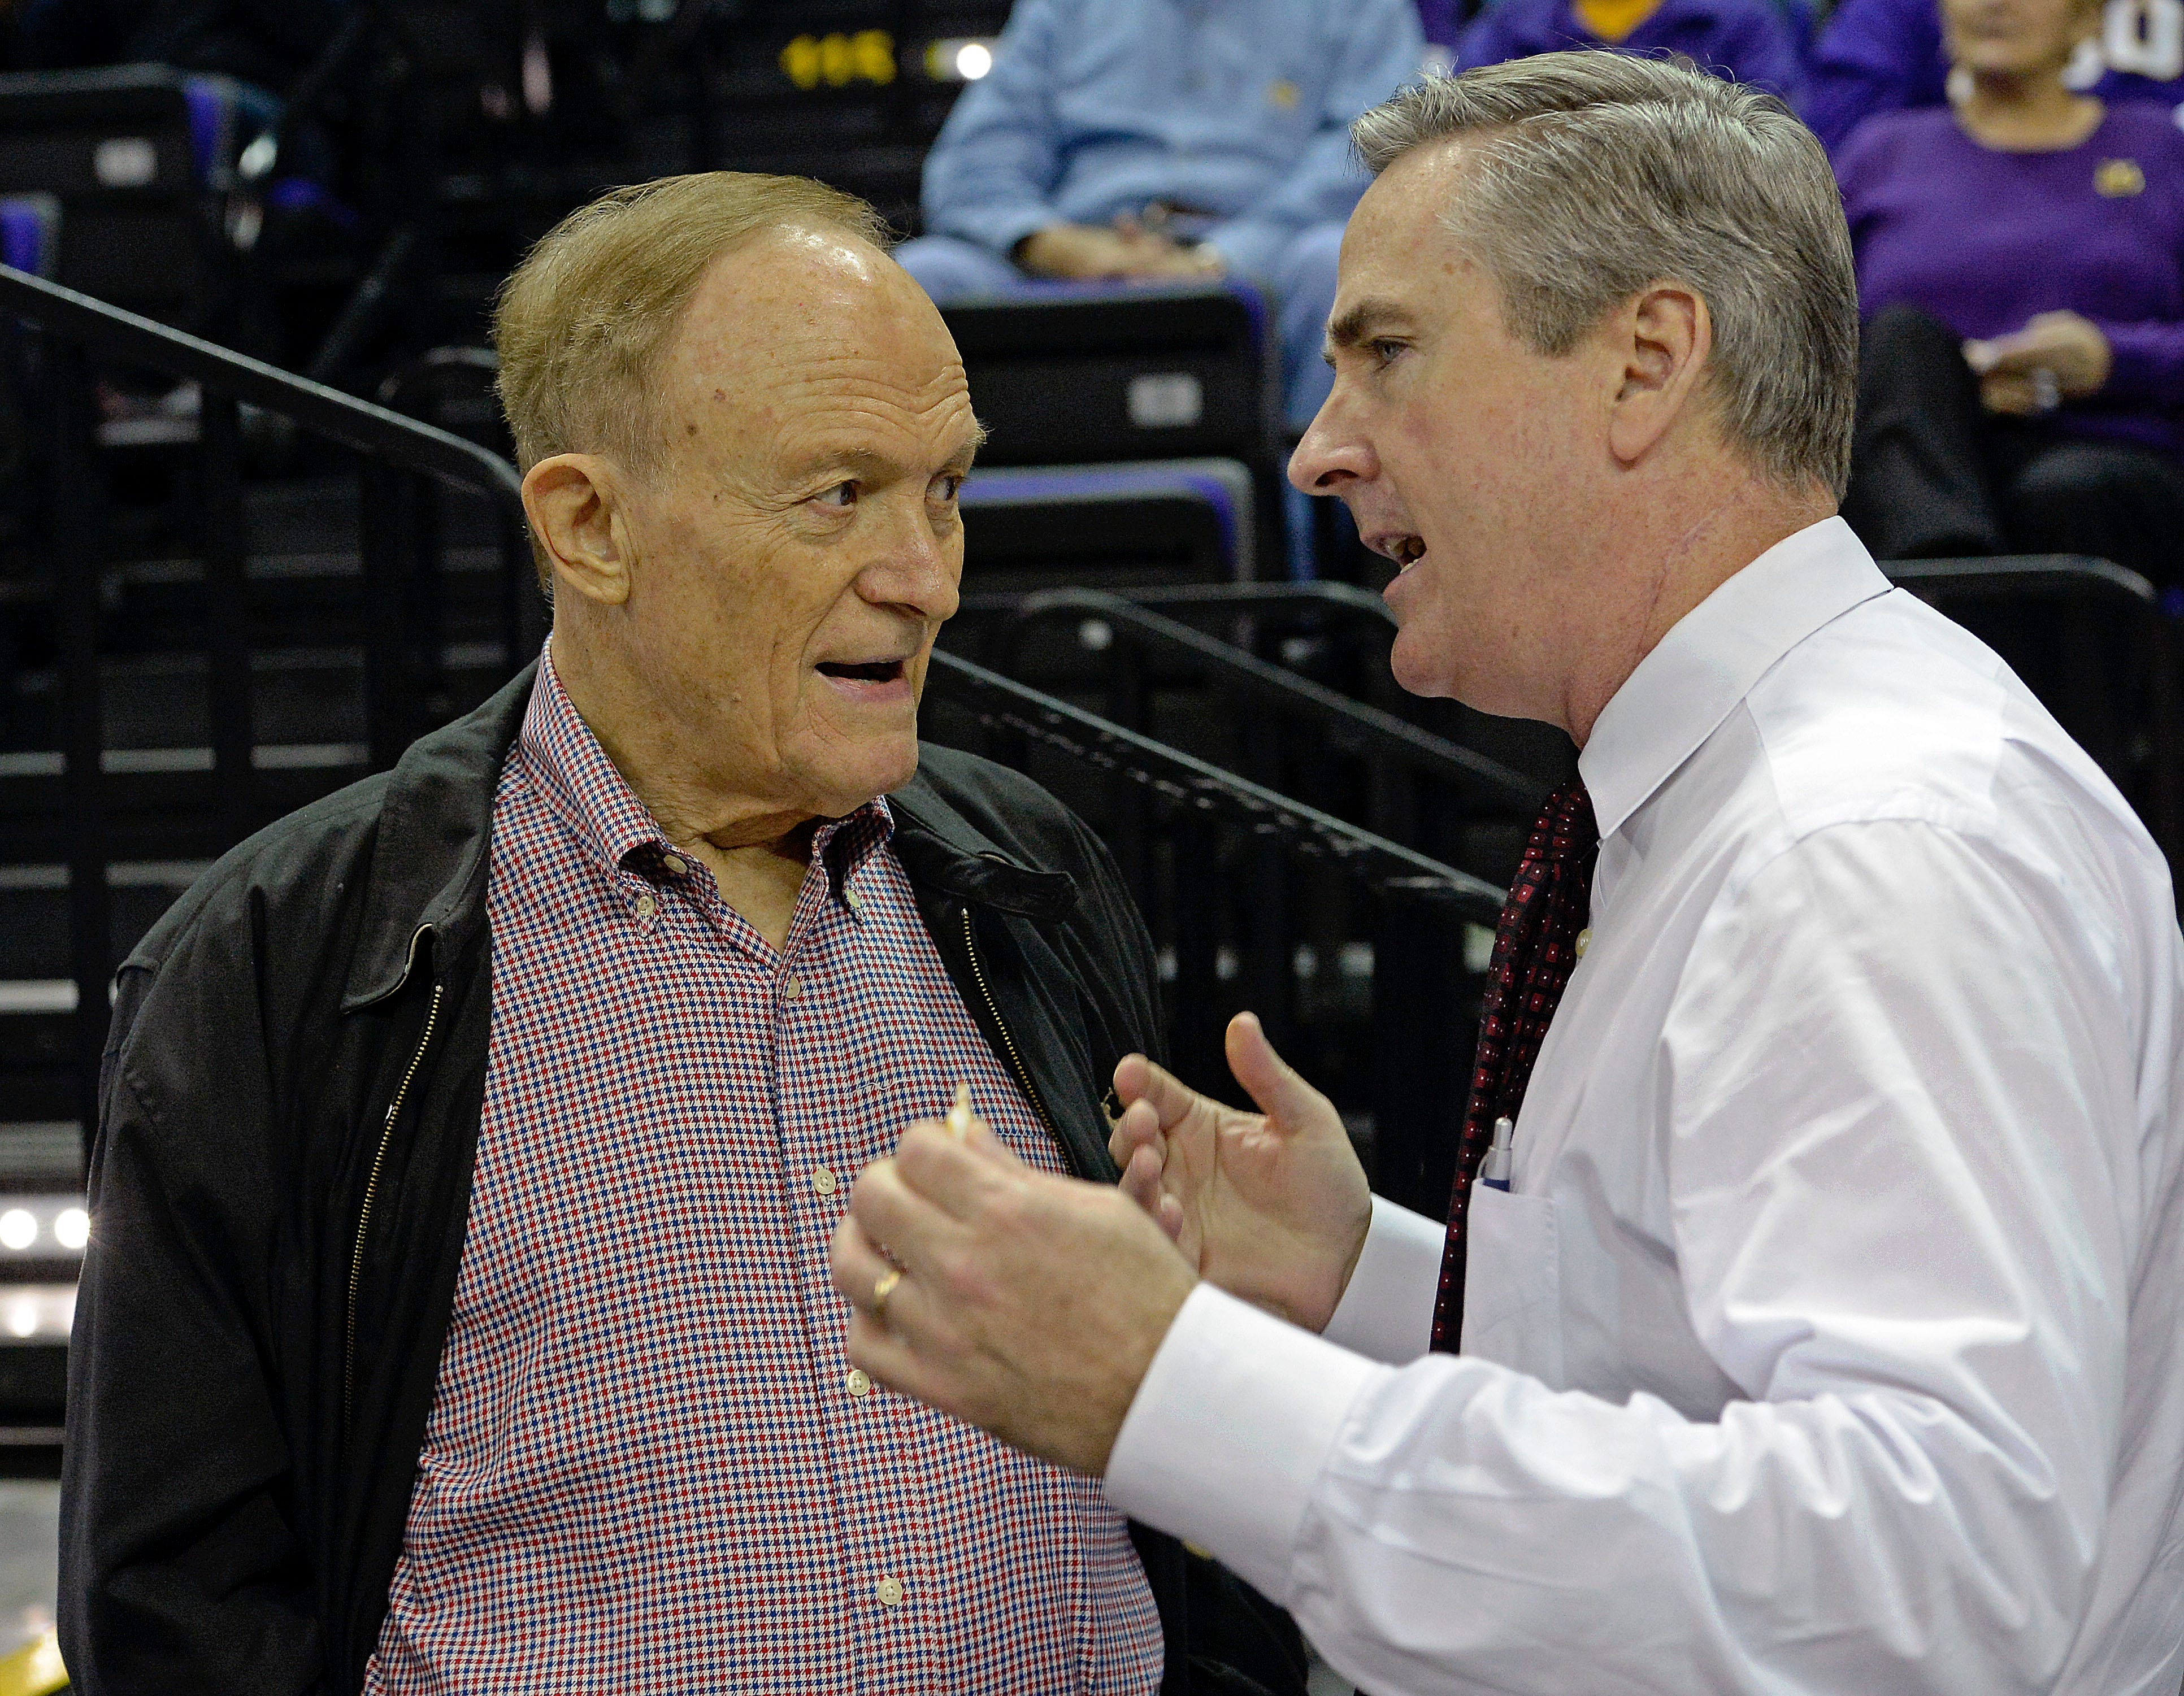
1352 53 1856 498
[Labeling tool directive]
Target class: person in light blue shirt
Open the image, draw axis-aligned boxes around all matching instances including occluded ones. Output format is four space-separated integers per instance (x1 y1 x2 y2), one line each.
897 0 1427 433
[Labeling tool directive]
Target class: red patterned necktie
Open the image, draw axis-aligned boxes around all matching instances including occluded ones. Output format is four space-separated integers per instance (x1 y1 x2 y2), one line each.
1428 782 1598 1354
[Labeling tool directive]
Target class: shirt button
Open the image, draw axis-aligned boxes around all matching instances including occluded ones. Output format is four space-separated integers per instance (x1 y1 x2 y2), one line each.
782 973 804 1000
845 886 863 913
812 1166 839 1197
1574 927 1592 959
846 1367 871 1398
662 854 688 877
634 893 657 920
875 1575 904 1608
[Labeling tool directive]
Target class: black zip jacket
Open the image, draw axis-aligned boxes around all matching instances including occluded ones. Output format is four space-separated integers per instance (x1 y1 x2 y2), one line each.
59 664 1305 1696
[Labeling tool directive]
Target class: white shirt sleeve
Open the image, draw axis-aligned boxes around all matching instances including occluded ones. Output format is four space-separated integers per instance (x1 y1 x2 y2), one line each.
1321 1194 1446 1364
1105 820 2136 1695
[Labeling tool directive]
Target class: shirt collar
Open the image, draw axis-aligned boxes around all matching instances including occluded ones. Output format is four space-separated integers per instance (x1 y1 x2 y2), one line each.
1578 516 1892 841
519 643 894 890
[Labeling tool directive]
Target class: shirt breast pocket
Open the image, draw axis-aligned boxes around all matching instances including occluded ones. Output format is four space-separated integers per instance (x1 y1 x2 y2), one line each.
1461 1186 1566 1388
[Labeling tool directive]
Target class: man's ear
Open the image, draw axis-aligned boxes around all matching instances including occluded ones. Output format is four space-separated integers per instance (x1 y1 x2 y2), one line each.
523 453 635 607
1605 284 1712 469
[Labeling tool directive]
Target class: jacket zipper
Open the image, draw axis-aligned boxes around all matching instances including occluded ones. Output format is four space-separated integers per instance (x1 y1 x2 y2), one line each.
344 980 444 1432
958 905 1063 1149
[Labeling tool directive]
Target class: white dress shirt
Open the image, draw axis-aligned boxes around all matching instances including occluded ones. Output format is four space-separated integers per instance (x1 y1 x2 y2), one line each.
1104 518 2184 1695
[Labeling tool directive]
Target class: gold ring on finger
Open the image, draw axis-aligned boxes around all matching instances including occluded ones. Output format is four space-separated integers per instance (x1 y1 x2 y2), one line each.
873 1267 903 1327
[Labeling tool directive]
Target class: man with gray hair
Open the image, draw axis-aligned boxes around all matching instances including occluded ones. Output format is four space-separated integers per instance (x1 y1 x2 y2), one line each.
829 52 2184 1695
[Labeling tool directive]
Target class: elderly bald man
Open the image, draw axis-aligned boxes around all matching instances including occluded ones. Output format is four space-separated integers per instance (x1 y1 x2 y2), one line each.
831 54 2184 1696
60 173 1289 1696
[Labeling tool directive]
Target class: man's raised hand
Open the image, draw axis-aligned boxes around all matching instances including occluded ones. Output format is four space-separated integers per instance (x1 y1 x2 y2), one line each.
832 1109 1196 1476
1109 1011 1373 1333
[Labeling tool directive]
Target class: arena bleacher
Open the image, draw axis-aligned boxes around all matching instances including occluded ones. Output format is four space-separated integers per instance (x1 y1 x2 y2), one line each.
0 2 2177 1690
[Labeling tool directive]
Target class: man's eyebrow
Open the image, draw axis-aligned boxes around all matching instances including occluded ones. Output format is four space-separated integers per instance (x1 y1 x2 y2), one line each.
943 418 989 473
790 446 896 484
783 427 982 483
1324 298 1414 351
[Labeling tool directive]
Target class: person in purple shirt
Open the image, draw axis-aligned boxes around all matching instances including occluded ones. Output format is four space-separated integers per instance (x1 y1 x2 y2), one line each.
1434 0 1804 101
1807 0 2184 151
1835 0 2184 584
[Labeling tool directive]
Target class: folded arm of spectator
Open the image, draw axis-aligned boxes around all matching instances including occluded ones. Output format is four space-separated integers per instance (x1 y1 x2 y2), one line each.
1965 312 2113 413
1202 0 1423 284
918 0 1068 259
1961 311 2184 416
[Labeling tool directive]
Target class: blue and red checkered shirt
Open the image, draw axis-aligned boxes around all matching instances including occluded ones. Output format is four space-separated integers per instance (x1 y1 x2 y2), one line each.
362 650 1165 1693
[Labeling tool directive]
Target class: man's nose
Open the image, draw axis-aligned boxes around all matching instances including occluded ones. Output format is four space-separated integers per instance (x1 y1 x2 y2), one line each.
1288 393 1377 495
858 506 962 624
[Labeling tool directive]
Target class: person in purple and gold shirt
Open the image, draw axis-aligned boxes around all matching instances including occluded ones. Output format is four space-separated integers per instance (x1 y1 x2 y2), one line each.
1434 0 1804 101
1836 0 2184 582
1804 0 2184 154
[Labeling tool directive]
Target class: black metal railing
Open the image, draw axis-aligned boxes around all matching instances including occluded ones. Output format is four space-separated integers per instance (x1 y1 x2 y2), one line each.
956 580 1578 797
1887 556 2182 871
957 586 1545 895
0 262 544 1136
923 651 1505 1215
993 589 1538 798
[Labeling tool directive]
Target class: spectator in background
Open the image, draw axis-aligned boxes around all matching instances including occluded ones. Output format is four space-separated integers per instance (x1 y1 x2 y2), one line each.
1806 0 2184 150
895 0 1425 436
1835 0 2184 584
1431 0 1803 101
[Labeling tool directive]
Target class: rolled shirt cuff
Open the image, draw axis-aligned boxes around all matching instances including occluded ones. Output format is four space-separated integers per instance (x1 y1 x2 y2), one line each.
1104 1281 1385 1601
1322 1194 1447 1365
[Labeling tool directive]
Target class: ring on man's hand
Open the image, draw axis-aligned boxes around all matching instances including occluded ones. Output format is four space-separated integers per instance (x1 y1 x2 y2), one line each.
873 1267 902 1327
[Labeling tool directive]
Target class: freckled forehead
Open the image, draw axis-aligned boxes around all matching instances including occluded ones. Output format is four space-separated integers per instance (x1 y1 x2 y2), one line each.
660 233 974 450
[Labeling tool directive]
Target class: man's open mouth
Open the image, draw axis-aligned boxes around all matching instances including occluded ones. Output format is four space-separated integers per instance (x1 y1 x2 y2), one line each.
1365 528 1427 572
816 658 909 684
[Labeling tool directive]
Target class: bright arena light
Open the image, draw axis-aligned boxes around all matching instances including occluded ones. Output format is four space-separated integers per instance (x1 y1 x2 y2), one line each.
5 1301 34 1339
54 1208 88 1251
956 41 993 79
0 1210 35 1251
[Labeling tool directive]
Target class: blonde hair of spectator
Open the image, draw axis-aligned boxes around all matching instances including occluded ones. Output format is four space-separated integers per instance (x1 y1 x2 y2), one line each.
1353 53 1857 499
494 172 893 585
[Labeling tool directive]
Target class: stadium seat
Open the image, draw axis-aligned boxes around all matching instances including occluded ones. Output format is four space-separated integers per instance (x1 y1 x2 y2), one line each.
0 64 233 329
0 197 57 280
958 457 1257 592
940 283 1278 471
